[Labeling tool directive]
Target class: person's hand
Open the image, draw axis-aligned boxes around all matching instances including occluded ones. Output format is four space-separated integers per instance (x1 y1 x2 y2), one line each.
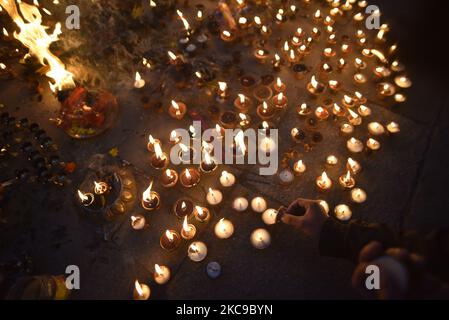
281 198 329 240
350 241 444 300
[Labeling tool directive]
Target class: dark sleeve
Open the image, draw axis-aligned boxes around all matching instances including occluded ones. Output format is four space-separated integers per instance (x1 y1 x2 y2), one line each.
402 229 449 282
319 218 399 263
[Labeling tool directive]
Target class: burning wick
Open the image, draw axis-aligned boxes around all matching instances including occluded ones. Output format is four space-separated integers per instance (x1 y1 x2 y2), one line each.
214 218 234 239
0 0 75 92
133 280 150 300
207 188 223 206
134 72 145 89
181 216 197 240
142 181 161 211
77 190 94 207
131 215 146 230
160 230 181 252
154 264 171 285
316 172 333 191
194 206 211 223
94 181 110 195
220 171 236 187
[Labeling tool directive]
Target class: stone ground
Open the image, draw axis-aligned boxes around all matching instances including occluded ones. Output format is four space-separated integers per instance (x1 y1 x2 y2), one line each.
0 1 448 300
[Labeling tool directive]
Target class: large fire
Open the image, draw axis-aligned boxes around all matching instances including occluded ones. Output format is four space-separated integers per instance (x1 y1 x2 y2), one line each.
0 0 75 92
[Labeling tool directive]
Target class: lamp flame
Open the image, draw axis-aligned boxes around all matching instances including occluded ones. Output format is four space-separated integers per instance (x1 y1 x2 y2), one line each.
1 0 75 92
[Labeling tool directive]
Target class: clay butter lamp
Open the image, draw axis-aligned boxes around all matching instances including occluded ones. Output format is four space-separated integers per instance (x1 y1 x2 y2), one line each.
161 169 179 188
168 100 187 120
234 94 253 113
180 168 201 188
160 230 181 252
257 101 276 120
173 199 195 219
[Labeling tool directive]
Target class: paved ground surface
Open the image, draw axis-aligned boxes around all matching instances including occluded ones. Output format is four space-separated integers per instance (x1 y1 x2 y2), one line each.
0 0 448 299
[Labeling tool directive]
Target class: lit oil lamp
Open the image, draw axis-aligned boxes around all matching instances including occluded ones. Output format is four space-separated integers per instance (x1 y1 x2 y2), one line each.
142 181 161 211
358 105 372 117
316 171 333 191
315 107 330 121
341 123 355 135
367 138 381 151
297 103 312 116
214 218 234 239
188 242 208 262
377 82 396 98
220 29 236 42
354 73 367 85
319 63 333 80
339 171 356 189
368 122 385 136
332 103 346 117
354 58 367 70
151 143 169 170
133 280 150 300
347 109 362 126
354 91 367 105
259 136 276 154
77 190 94 207
334 204 352 221
173 199 194 220
147 135 161 152
161 169 178 188
351 188 367 204
200 151 217 173
328 80 341 93
347 158 362 174
237 113 250 129
272 53 282 71
167 50 184 66
293 160 306 175
168 100 187 120
207 188 223 206
251 229 271 250
342 94 356 108
257 101 276 120
272 92 288 109
338 58 347 71
234 94 253 112
387 122 401 134
287 49 300 64
160 229 181 252
181 216 197 240
373 66 392 79
326 155 339 166
291 128 305 143
194 206 211 223
233 197 249 212
154 264 171 285
131 215 146 230
251 197 267 213
307 75 325 96
260 25 271 37
180 168 201 188
133 72 145 89
220 171 236 188
217 81 229 100
273 77 286 93
347 137 364 153
94 181 110 196
395 75 412 89
323 47 336 58
254 48 269 64
238 16 249 29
